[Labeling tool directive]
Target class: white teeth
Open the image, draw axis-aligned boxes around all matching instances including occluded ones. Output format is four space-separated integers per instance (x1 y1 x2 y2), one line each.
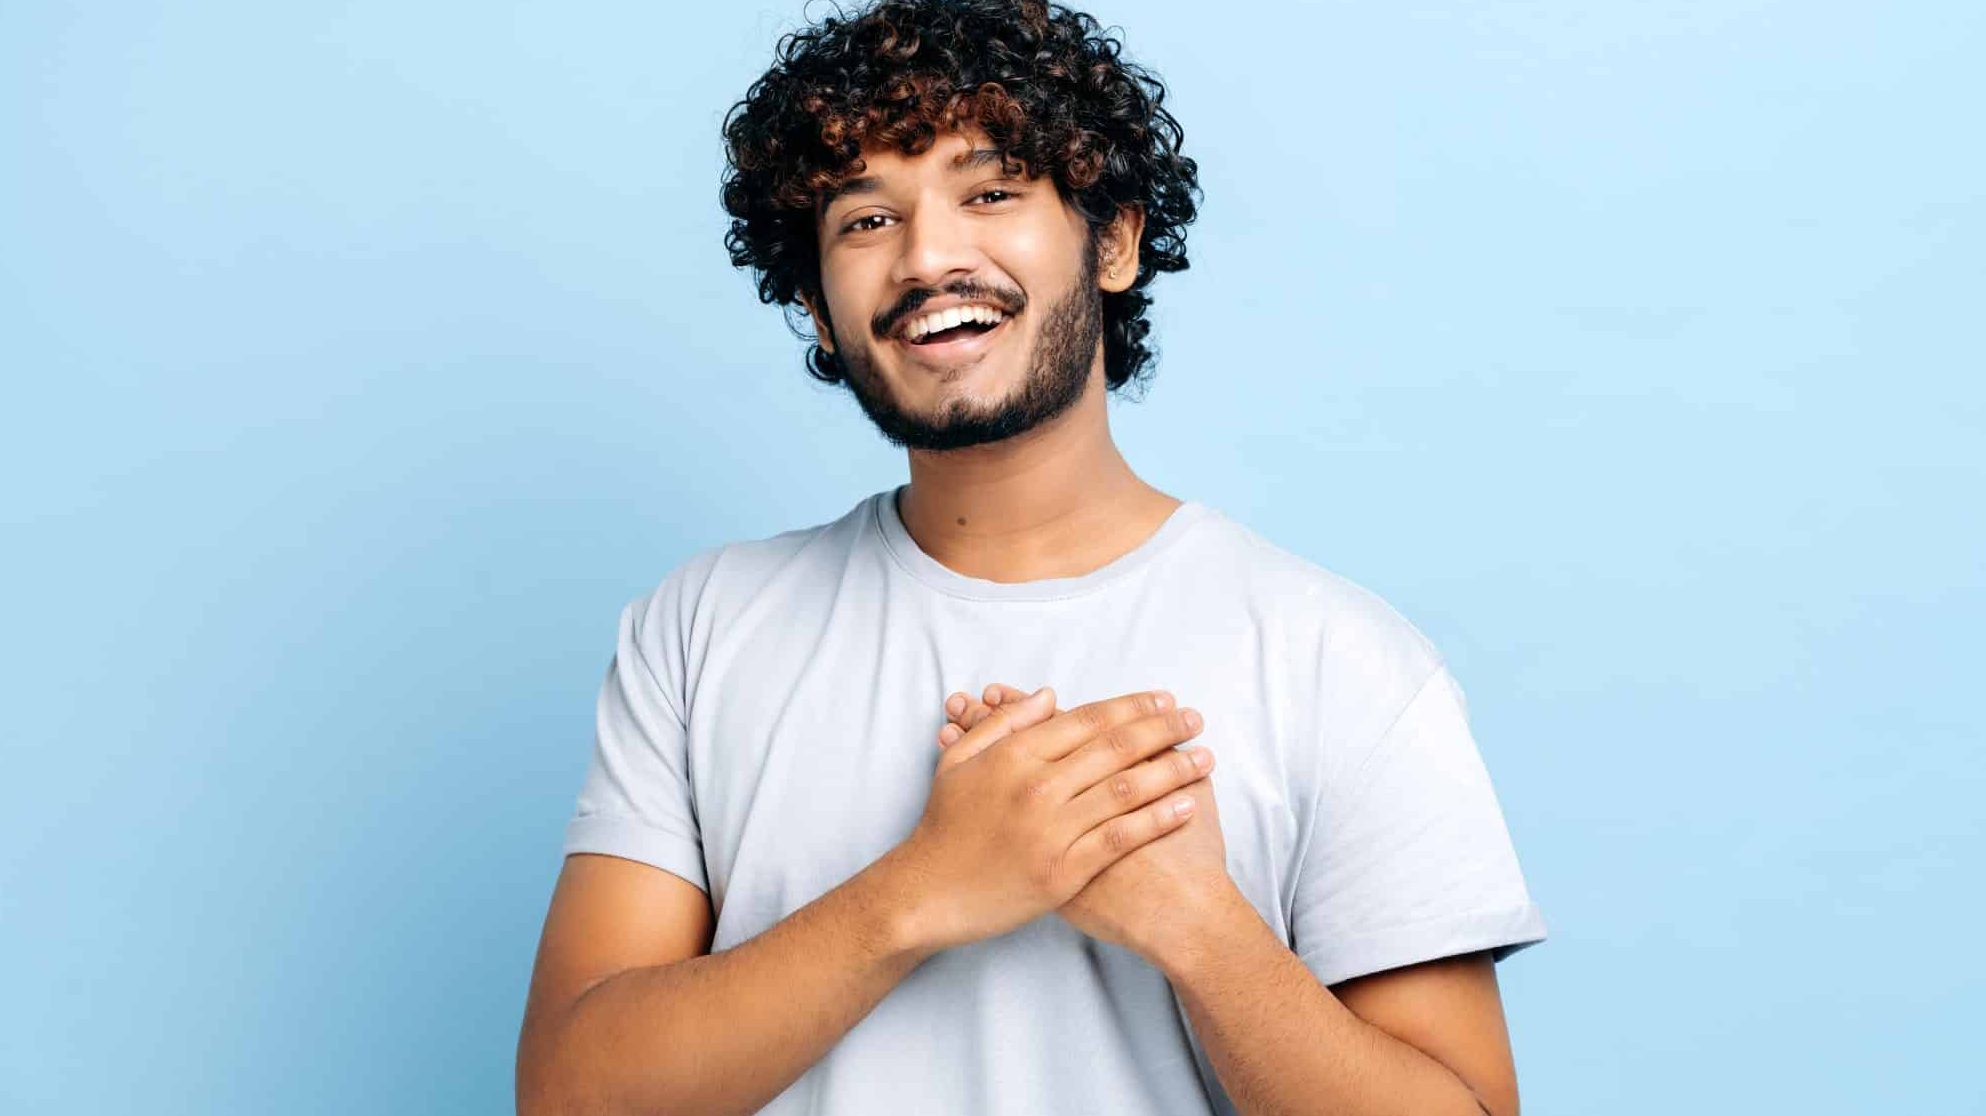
905 304 1006 341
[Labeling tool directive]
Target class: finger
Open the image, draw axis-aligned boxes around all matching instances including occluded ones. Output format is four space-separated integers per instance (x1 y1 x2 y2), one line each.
1063 741 1213 838
1064 791 1197 882
940 700 993 739
939 688 990 748
961 698 1000 730
1051 704 1205 799
1015 689 1178 764
983 682 1030 707
940 690 988 747
939 686 1058 770
957 683 1040 731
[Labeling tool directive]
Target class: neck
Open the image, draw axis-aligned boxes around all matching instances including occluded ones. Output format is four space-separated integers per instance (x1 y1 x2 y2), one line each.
896 373 1181 584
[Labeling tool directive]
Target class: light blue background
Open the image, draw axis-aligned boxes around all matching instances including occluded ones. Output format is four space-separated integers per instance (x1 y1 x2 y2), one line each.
4 2 1980 1112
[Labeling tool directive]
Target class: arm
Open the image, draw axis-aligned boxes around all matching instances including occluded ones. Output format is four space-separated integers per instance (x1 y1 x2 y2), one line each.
948 668 1542 1116
1156 659 1540 1115
516 847 936 1116
522 580 938 1115
521 686 1203 1116
1154 888 1519 1116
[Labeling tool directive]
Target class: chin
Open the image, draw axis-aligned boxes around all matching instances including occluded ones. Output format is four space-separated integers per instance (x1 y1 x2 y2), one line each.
899 354 1011 395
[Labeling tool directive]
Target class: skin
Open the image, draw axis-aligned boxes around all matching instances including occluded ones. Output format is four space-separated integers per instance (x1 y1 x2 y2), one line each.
941 685 1230 955
517 121 1525 1116
519 688 1210 1116
943 685 1523 1116
799 124 1186 584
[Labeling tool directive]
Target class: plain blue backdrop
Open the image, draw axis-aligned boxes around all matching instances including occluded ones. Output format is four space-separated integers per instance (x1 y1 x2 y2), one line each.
4 2 1980 1112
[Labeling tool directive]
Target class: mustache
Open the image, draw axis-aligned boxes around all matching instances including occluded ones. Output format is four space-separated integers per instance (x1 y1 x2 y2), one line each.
875 280 1025 338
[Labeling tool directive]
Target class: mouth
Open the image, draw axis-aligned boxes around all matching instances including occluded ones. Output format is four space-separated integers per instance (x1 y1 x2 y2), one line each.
892 311 1013 366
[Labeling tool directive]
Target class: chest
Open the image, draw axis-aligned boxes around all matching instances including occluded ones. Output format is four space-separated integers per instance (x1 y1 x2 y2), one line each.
682 596 1309 950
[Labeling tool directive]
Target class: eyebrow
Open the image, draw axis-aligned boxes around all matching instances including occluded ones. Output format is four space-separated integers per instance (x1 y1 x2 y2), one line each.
819 147 1022 212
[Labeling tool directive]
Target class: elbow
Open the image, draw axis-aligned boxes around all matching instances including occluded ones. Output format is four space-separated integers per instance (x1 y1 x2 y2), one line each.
516 1026 683 1116
1470 1081 1519 1116
517 1057 612 1116
515 1042 566 1116
516 1005 591 1116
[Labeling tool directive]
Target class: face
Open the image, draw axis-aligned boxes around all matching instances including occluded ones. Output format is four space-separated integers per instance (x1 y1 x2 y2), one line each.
805 127 1136 452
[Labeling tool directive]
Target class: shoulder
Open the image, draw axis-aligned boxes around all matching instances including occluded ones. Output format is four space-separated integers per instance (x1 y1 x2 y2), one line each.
1191 508 1449 741
625 492 874 638
1202 509 1444 665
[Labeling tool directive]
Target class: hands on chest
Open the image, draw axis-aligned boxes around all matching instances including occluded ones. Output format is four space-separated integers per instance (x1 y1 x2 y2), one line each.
885 681 1241 968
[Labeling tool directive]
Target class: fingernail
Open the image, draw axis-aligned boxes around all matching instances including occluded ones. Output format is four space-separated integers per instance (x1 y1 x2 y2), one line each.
1191 746 1212 770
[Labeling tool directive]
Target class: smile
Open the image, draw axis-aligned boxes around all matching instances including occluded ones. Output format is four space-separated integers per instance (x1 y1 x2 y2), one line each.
893 311 1012 364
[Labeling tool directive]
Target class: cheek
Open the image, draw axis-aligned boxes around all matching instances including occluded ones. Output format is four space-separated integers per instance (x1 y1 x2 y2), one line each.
815 257 875 333
990 212 1092 303
997 227 1063 280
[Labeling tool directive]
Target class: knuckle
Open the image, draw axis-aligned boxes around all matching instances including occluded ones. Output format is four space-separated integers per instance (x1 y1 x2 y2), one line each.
1032 851 1060 893
1019 775 1053 804
1109 774 1137 804
1075 702 1109 732
1103 818 1131 855
1103 726 1136 758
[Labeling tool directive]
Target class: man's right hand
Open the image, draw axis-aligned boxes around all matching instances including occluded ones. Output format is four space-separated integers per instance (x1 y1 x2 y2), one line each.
885 686 1208 954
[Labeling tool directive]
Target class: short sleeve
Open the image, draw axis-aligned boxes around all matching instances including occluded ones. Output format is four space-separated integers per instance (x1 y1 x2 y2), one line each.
560 579 709 894
1290 665 1546 987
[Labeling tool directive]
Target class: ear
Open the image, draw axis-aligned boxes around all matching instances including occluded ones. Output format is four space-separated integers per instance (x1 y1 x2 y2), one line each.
1098 203 1146 294
799 288 836 353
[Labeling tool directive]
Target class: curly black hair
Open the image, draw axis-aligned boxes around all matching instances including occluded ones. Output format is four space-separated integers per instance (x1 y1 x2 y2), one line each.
719 0 1202 395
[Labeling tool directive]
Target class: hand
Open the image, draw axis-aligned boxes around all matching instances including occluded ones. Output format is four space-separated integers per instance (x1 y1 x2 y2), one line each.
941 683 1234 963
889 685 1210 955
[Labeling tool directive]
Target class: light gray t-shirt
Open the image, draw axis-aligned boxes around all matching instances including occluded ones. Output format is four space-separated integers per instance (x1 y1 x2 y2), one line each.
561 484 1547 1115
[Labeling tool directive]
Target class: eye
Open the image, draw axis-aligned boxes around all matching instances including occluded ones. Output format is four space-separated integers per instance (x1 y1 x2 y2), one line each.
972 188 1018 205
842 213 892 234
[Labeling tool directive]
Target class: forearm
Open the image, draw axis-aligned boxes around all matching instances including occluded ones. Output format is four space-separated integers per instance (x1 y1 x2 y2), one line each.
1157 891 1493 1116
524 848 936 1116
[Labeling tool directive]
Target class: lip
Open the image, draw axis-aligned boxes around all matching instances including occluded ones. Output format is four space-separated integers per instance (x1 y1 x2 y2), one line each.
893 313 1013 366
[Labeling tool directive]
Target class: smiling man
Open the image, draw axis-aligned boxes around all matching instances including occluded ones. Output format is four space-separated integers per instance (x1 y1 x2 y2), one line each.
516 2 1547 1115
802 135 1115 454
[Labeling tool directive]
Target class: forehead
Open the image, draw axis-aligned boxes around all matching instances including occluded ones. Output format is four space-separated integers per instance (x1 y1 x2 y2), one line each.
818 127 1028 209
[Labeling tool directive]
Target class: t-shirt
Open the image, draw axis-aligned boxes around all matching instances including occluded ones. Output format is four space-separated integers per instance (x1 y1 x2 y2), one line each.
561 483 1547 1115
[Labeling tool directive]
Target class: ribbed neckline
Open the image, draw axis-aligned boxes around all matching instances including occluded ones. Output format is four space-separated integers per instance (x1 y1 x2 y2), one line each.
871 483 1213 602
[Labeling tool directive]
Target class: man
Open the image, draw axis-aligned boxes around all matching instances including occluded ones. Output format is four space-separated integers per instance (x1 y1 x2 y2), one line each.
516 1 1547 1113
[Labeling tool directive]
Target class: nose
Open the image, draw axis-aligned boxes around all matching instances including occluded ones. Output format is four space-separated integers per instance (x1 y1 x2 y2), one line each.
887 200 981 291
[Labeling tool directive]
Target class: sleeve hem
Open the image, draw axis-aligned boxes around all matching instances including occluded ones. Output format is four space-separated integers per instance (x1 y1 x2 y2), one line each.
562 813 709 895
1299 901 1548 988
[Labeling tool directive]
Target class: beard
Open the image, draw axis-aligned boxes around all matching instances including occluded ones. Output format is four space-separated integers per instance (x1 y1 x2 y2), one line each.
827 252 1103 452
